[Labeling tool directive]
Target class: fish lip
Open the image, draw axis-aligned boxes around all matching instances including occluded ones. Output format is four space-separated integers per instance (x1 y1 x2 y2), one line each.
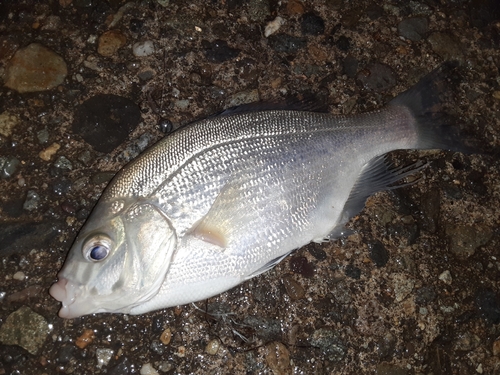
49 277 82 319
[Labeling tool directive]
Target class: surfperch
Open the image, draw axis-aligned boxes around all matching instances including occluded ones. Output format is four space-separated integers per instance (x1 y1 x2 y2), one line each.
50 63 472 318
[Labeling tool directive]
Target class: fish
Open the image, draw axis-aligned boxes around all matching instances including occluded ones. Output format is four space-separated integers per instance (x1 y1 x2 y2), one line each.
50 63 472 319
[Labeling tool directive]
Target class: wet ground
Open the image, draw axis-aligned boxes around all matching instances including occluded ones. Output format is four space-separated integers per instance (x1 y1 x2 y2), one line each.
1 0 500 374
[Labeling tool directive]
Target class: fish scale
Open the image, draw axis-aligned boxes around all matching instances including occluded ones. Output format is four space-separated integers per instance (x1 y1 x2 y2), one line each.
49 64 473 318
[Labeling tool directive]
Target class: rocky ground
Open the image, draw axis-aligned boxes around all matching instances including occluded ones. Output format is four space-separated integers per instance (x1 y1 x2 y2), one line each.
0 0 499 374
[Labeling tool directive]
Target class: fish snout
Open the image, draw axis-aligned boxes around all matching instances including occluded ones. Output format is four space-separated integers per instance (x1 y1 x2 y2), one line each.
49 277 82 318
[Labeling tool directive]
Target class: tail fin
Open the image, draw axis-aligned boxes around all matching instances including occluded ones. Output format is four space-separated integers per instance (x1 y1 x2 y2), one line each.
389 62 477 154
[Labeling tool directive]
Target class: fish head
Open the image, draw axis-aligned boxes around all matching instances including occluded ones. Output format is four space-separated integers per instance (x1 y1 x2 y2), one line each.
49 197 177 318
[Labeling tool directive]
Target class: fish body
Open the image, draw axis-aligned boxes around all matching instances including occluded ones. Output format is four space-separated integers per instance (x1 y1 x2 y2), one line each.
50 64 467 318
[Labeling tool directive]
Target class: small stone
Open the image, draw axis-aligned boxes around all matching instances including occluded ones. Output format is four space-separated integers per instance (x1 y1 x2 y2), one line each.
140 363 159 375
98 30 127 57
265 16 285 37
132 41 155 57
0 112 20 137
357 63 396 92
248 0 270 22
96 348 114 368
428 32 464 63
445 224 492 257
53 156 72 170
0 306 50 355
282 275 305 300
160 328 172 345
398 18 428 41
289 256 314 277
392 273 415 302
1 157 20 179
204 39 240 63
225 89 260 108
265 342 291 375
205 339 220 355
4 43 67 93
301 13 325 35
438 270 452 284
267 34 307 54
75 329 95 349
310 328 346 362
286 0 305 15
23 190 40 211
39 142 60 161
493 339 500 357
36 127 49 144
13 271 25 280
369 240 389 267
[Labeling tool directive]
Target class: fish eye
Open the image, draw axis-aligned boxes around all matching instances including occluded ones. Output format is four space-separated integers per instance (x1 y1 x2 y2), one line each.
83 235 113 262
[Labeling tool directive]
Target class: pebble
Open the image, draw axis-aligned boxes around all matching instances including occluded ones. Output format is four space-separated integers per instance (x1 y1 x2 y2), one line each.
248 0 270 22
205 338 220 355
36 127 49 144
427 32 464 63
289 256 314 277
438 270 452 284
98 30 127 57
286 0 305 15
267 34 307 54
243 315 281 342
0 306 50 355
445 224 492 257
0 111 19 137
96 348 114 368
265 16 285 38
301 13 325 35
72 94 141 153
23 190 40 211
493 339 500 357
310 328 347 362
265 342 291 375
39 142 60 161
132 40 155 57
282 275 305 300
13 271 25 280
398 17 428 41
140 363 160 375
75 328 95 349
204 39 240 63
225 89 260 108
1 156 20 179
357 63 396 92
368 240 390 267
4 43 67 93
392 273 415 302
160 327 172 345
53 156 72 170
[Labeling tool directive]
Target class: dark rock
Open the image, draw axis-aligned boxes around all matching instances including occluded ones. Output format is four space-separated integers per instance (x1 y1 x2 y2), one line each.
72 94 141 154
108 356 133 375
301 13 325 35
357 63 396 92
282 275 305 300
159 118 174 134
52 177 72 196
0 156 20 179
0 221 61 256
366 4 384 20
344 264 361 279
57 344 76 364
475 288 500 324
419 189 440 233
310 328 347 362
203 39 240 63
307 244 327 261
267 34 307 54
415 286 436 304
129 18 145 34
398 18 428 41
368 240 389 267
342 55 359 78
336 35 351 51
289 256 315 278
243 315 281 342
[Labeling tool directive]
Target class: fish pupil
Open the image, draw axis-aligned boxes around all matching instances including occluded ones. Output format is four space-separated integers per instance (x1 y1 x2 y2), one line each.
90 245 108 260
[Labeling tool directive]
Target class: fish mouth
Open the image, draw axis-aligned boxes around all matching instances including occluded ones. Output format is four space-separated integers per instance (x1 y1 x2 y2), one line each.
49 277 84 319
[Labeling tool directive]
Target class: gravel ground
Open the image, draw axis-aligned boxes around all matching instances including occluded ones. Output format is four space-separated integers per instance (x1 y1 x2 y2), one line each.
1 0 499 374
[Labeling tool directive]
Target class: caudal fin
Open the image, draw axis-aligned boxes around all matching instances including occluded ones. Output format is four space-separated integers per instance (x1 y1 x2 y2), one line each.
389 62 477 154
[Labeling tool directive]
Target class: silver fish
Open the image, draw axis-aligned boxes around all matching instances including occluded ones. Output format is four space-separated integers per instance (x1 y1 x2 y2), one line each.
50 64 469 318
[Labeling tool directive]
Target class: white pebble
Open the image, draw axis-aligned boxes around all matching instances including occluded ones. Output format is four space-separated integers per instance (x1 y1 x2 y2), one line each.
265 16 285 37
438 270 452 284
13 271 25 281
133 41 155 57
140 363 159 375
96 348 114 368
